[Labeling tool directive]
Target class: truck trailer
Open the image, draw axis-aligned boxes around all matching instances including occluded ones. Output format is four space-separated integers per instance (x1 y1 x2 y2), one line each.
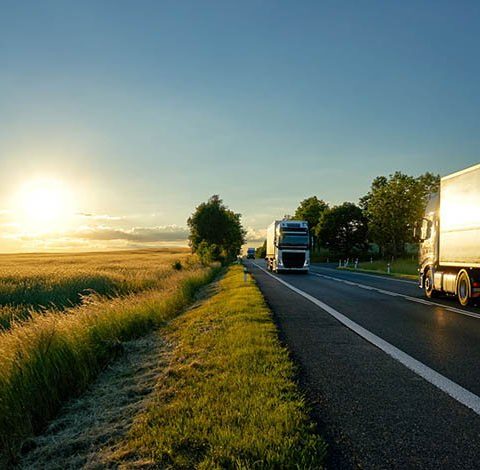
266 220 310 273
419 163 480 305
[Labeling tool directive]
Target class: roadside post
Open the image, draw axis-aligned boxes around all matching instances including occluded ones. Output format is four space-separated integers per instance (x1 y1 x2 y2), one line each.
355 258 359 270
387 263 391 275
243 266 248 282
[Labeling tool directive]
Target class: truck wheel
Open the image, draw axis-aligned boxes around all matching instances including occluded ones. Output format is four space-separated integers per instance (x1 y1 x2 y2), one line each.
457 271 472 307
424 269 439 298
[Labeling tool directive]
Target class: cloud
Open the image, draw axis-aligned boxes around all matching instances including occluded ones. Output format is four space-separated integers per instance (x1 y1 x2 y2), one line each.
77 212 124 221
246 227 267 242
73 225 189 243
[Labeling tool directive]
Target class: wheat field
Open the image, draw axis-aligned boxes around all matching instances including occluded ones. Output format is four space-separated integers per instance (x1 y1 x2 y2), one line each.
0 248 192 329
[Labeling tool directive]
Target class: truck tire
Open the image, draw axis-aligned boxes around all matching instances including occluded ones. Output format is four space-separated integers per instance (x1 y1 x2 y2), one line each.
457 271 472 307
424 268 439 299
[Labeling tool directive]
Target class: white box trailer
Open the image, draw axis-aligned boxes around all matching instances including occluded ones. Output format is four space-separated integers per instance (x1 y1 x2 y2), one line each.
265 220 310 273
439 165 480 267
419 163 480 305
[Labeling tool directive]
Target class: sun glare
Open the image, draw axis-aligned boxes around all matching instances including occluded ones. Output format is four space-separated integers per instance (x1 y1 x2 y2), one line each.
15 179 73 232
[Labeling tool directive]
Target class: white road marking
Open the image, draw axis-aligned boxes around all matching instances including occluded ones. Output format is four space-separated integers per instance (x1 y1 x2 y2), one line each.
311 266 417 284
252 262 480 416
309 271 480 320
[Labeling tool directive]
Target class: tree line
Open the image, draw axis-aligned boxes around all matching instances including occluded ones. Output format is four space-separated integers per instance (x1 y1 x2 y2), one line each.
258 171 440 260
187 171 439 264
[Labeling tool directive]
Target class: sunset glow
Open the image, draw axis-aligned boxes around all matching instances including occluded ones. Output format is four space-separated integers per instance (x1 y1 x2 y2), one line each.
15 179 74 232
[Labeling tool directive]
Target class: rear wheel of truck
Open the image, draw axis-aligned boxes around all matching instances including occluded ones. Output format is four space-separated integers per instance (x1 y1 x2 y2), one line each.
424 268 439 299
457 271 472 307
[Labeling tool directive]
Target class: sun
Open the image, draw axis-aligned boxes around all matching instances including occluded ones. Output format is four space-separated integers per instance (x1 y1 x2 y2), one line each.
15 179 73 232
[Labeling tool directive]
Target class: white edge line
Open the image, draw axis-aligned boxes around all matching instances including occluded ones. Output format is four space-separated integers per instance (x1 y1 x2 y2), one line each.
252 262 480 416
310 272 480 321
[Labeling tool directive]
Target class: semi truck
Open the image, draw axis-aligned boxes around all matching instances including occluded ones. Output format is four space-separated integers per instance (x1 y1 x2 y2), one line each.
246 247 256 259
266 220 310 273
418 163 480 306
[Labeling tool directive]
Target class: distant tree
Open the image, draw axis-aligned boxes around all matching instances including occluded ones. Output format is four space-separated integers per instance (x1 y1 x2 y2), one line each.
188 195 246 264
316 203 368 258
294 196 329 251
360 172 440 258
256 240 266 258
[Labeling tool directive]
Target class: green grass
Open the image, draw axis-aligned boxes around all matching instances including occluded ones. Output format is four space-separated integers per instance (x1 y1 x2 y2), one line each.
0 249 192 330
343 258 418 279
0 263 216 465
118 265 326 469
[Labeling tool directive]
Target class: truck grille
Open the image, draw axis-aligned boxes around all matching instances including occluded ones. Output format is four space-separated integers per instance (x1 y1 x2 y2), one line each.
282 252 305 268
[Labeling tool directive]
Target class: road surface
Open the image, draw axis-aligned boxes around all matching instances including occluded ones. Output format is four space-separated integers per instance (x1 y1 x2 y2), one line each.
247 260 480 469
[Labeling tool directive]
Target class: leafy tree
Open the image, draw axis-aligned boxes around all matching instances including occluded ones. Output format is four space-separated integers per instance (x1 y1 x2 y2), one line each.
256 240 266 258
316 203 368 258
360 172 440 257
294 196 329 251
188 195 246 264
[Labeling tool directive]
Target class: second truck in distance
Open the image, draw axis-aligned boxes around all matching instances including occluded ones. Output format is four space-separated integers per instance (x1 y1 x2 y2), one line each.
266 220 310 273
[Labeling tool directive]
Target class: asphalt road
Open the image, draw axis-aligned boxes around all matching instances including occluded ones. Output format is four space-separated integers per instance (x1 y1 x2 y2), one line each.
247 260 480 469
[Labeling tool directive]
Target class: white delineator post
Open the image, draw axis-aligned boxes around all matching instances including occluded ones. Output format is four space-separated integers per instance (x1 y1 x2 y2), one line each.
244 266 248 282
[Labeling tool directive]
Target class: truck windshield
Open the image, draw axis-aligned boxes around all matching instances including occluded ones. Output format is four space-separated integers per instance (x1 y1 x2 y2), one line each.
279 234 309 246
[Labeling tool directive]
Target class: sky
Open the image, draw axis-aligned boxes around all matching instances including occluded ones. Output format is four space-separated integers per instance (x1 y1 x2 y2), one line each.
1 0 480 251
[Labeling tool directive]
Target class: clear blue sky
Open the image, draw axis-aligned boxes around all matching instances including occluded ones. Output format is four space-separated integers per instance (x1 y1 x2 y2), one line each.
1 0 479 250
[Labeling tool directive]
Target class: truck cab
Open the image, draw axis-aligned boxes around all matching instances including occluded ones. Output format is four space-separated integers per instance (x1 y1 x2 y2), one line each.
266 220 310 273
418 194 439 293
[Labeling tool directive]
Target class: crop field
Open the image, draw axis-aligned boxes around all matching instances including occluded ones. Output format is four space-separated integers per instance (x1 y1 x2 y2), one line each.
0 248 191 329
0 249 216 464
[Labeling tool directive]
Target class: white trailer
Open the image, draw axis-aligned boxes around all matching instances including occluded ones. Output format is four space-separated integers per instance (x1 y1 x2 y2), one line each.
419 163 480 305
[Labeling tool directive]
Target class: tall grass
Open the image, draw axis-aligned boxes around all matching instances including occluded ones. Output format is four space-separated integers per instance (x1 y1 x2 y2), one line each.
0 249 192 329
0 264 217 465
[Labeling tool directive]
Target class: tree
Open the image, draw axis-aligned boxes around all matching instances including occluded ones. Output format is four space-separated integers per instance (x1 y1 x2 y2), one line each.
188 195 246 264
294 196 329 251
360 172 440 258
316 203 368 258
256 240 266 258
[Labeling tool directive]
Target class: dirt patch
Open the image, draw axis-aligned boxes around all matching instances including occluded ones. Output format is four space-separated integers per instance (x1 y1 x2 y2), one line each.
17 333 171 470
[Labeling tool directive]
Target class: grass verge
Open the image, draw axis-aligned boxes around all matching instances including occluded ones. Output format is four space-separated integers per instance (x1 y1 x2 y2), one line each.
340 258 418 280
0 265 217 465
118 265 326 469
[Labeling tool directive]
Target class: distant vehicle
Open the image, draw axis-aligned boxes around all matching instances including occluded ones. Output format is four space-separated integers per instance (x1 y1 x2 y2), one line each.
418 163 480 306
266 220 309 273
246 248 256 259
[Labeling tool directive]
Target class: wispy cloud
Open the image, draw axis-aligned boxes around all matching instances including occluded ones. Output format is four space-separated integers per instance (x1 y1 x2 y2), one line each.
76 213 124 221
